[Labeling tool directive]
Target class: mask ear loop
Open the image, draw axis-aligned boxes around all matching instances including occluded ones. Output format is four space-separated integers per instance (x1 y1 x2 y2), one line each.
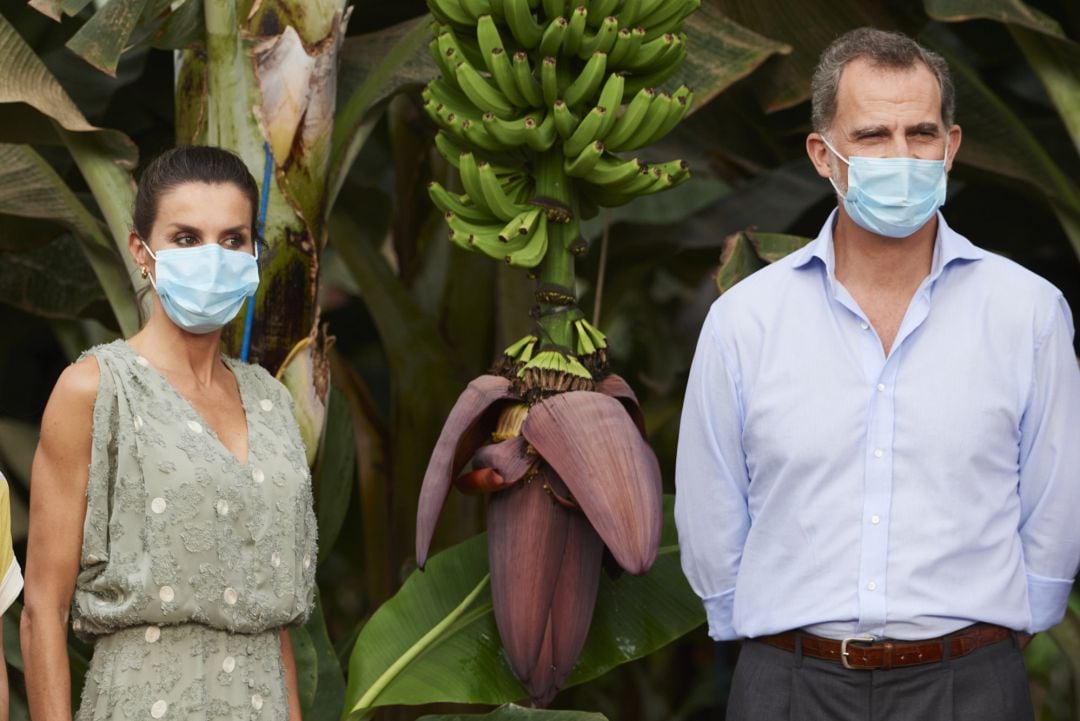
820 135 850 199
139 239 159 291
240 141 273 363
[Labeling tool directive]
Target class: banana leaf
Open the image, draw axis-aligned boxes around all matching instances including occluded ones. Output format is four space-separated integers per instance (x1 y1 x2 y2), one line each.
341 496 703 718
923 0 1080 154
313 384 357 562
419 705 609 721
0 234 107 320
290 591 347 721
715 230 812 294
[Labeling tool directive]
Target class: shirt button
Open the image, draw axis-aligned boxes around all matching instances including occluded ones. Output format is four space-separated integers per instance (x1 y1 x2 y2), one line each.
260 398 274 411
271 551 282 568
252 467 265 484
303 554 312 570
223 587 238 605
133 415 144 431
871 515 881 525
876 383 886 392
150 700 168 719
159 585 175 603
860 322 870 330
136 356 150 367
873 448 884 458
867 581 877 591
72 618 82 631
216 499 229 516
187 420 203 433
145 625 161 643
86 553 99 564
222 655 236 673
151 497 167 514
251 694 264 711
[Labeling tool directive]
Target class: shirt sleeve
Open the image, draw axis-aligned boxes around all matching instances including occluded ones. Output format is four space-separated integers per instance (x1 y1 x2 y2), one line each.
1017 294 1080 633
674 305 751 641
0 474 23 614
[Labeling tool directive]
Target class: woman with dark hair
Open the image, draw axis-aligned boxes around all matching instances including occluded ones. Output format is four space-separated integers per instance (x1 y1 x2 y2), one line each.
21 146 317 720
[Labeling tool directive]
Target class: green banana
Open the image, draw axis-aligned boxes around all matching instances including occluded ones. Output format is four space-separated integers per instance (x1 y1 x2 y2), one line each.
479 160 531 220
615 0 643 27
490 48 530 107
581 155 646 187
461 0 493 20
622 32 681 72
429 181 500 223
563 51 606 108
524 112 558 152
458 151 492 212
426 79 483 121
499 206 542 241
552 99 580 140
608 25 646 67
622 42 686 96
483 111 538 148
429 0 473 25
586 0 619 26
476 14 504 68
626 0 666 28
511 51 544 107
595 72 624 120
435 32 468 85
580 15 619 57
540 56 559 107
505 214 549 267
539 15 569 58
640 0 698 41
563 4 588 56
647 159 690 184
503 0 544 48
601 86 654 150
430 37 461 88
503 334 538 359
578 318 608 349
455 58 517 117
607 91 671 152
490 0 507 21
563 140 605 177
541 0 566 19
563 105 611 157
642 86 693 147
460 118 511 152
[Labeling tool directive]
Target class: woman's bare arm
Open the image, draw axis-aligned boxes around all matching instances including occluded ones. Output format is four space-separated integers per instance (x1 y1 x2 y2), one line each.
281 629 303 720
22 357 98 721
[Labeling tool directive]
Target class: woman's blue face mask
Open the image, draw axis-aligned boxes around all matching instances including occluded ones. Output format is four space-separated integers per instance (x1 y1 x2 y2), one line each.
142 240 259 334
822 135 948 239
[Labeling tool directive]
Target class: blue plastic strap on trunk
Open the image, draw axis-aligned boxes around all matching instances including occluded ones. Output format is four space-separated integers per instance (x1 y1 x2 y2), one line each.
240 142 274 362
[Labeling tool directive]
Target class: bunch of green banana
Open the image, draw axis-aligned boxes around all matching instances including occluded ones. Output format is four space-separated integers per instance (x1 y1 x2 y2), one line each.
418 0 696 706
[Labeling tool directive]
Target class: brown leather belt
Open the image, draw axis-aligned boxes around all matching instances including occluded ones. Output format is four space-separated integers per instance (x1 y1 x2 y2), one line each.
758 623 1013 670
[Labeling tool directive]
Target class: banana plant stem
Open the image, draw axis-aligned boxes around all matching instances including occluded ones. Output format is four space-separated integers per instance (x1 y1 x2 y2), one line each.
534 149 578 350
349 574 492 715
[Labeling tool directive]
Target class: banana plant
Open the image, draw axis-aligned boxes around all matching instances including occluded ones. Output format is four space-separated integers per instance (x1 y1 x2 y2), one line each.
413 0 699 706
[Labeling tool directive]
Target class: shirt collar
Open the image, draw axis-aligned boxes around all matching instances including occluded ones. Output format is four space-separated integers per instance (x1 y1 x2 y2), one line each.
792 209 987 283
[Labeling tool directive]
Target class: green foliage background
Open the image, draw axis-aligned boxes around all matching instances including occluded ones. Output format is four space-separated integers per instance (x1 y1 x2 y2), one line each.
0 0 1077 719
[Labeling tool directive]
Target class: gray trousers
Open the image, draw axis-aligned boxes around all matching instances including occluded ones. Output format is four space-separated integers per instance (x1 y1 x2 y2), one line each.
726 635 1034 721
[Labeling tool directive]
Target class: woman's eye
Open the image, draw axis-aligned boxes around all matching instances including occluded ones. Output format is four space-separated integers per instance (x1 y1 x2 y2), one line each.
223 236 245 248
175 234 197 245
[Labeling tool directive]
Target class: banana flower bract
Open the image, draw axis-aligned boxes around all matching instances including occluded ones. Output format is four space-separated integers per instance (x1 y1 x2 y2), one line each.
416 372 661 705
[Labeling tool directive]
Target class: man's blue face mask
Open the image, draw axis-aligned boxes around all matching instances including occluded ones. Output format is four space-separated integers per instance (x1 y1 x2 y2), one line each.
141 240 259 334
821 135 948 239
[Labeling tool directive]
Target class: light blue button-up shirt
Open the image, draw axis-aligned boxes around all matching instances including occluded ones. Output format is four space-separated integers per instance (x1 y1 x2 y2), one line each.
675 210 1080 641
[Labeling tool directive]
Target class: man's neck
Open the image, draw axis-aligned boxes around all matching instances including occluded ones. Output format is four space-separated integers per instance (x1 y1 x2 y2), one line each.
832 211 937 295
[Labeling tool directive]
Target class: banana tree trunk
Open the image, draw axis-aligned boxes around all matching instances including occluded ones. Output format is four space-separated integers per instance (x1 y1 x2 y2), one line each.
175 0 350 376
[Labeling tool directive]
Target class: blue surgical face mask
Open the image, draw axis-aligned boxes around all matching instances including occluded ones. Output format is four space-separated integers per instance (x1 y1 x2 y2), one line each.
822 135 948 238
142 240 259 334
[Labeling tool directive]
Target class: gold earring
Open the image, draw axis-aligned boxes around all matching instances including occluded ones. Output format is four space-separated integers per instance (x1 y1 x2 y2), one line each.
140 266 149 279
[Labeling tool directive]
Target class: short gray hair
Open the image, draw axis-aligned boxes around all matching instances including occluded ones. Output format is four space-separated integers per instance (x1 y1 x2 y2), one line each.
810 27 955 133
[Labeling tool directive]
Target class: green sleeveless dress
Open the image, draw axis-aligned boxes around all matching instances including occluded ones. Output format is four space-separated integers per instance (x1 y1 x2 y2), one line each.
73 340 317 720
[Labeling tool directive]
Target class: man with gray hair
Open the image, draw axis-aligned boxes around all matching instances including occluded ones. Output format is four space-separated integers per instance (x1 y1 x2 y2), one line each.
675 27 1080 720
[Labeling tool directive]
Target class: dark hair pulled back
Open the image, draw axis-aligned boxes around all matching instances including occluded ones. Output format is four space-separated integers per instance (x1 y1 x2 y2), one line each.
133 146 260 241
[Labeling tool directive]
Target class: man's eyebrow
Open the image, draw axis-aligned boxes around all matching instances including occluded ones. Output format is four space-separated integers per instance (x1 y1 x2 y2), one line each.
849 125 890 140
906 122 941 135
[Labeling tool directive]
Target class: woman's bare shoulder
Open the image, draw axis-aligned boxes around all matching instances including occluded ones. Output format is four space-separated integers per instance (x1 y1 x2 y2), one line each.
53 355 101 404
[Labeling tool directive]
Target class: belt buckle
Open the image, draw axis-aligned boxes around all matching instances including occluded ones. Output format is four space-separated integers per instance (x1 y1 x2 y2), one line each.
840 635 876 670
